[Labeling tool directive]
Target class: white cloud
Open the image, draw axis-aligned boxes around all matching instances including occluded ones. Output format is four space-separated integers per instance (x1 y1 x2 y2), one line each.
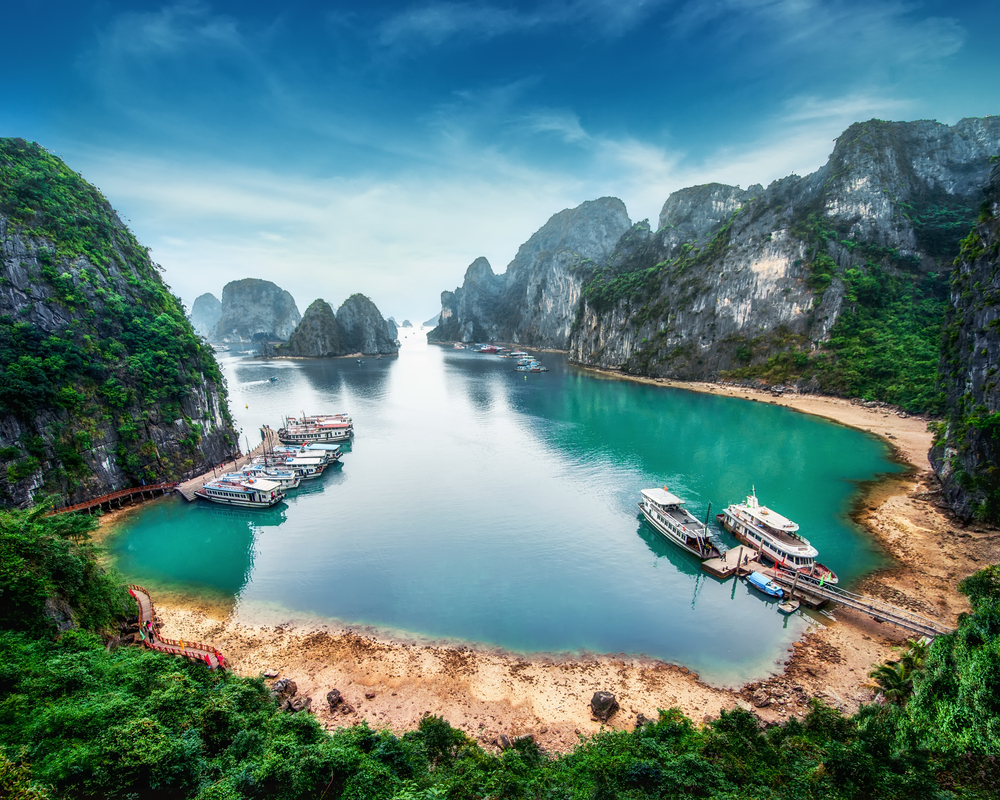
377 0 670 51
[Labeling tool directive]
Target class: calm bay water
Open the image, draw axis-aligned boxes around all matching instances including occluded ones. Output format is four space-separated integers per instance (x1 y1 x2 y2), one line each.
108 329 902 684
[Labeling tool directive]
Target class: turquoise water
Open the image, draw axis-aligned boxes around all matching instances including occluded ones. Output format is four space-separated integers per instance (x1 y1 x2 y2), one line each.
108 330 902 684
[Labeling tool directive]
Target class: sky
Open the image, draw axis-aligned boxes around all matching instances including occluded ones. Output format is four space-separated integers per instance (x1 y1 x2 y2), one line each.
2 1 998 320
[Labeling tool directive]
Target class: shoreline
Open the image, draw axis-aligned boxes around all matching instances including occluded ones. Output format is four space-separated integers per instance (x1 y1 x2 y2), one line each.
120 373 999 752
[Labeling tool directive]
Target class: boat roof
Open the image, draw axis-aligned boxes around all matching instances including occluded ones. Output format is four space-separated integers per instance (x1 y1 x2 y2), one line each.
747 571 775 586
206 477 281 491
641 488 686 506
739 493 799 532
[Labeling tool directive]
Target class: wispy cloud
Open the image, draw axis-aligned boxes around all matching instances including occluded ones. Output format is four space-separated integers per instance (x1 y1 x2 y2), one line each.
672 0 964 69
377 0 669 51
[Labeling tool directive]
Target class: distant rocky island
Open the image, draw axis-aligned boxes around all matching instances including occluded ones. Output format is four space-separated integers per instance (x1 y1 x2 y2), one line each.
210 278 301 342
190 292 221 337
263 293 399 357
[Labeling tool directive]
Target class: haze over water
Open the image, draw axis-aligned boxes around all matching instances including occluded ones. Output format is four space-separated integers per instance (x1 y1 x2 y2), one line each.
109 330 902 685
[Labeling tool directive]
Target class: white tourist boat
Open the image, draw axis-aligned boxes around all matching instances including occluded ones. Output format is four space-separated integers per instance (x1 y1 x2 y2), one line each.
194 477 285 508
232 465 301 490
638 488 725 560
717 488 838 584
252 455 327 479
277 412 353 444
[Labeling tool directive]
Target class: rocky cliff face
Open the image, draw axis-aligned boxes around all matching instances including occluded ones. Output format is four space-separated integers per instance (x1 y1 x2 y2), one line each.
931 162 1000 522
429 118 1000 411
567 119 1000 392
385 316 399 340
190 292 221 338
0 138 237 508
210 279 301 342
280 299 342 357
337 294 399 355
428 198 632 346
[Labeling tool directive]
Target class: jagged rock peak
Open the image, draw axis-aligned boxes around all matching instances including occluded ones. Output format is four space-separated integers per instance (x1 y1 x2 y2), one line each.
507 197 631 276
657 183 750 243
210 278 301 342
190 292 221 338
337 294 399 355
282 299 341 357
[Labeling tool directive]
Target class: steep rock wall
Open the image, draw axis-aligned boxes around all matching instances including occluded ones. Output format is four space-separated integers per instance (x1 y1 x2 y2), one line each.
280 299 342 357
567 118 1000 393
0 138 237 508
337 294 399 355
429 198 631 346
931 162 1000 522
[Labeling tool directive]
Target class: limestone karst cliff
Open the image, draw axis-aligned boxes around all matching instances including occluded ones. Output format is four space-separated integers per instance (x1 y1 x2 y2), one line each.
0 138 238 508
210 278 301 342
337 294 399 355
428 198 631 346
931 161 1000 523
429 117 1000 413
190 292 221 338
265 294 399 357
280 299 342 357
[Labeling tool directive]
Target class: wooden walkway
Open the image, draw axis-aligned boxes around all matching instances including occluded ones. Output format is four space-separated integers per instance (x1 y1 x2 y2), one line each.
48 483 177 516
127 585 226 670
175 427 282 501
762 566 955 639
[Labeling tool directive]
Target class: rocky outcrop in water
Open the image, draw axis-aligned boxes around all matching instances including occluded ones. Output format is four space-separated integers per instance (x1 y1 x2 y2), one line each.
0 138 237 508
423 312 441 328
280 299 342 357
401 319 412 328
190 292 221 338
931 162 1000 523
428 198 632 346
265 294 399 357
337 294 399 355
210 279 301 342
385 316 399 340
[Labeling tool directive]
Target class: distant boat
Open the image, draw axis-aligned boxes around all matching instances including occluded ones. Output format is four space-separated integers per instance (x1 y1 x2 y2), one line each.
213 345 230 353
268 376 278 382
357 359 364 365
746 571 785 598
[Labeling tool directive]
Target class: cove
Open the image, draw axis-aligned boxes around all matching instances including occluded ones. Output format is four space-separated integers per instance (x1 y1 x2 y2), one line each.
107 331 903 685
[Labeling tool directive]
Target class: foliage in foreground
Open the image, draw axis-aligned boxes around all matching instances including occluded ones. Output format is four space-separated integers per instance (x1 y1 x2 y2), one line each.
2 509 1000 799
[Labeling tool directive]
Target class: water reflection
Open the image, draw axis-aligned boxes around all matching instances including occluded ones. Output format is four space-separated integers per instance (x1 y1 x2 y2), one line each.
109 500 287 596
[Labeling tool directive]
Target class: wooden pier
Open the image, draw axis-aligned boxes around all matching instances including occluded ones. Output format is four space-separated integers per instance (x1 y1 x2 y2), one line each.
175 427 282 501
128 585 226 669
48 482 177 516
700 545 757 579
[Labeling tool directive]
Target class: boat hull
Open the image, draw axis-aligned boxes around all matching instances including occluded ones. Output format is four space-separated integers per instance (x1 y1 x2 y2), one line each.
718 511 839 584
639 503 721 560
194 490 284 508
278 428 351 444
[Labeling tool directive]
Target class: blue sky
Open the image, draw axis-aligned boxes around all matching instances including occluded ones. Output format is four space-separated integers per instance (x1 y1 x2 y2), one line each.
3 1 997 319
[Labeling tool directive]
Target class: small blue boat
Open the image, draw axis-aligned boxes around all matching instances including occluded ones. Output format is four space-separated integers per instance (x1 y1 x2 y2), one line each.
746 571 784 598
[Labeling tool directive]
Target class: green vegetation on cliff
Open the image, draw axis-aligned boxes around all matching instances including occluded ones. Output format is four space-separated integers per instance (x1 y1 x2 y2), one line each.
0 138 233 504
2 510 999 799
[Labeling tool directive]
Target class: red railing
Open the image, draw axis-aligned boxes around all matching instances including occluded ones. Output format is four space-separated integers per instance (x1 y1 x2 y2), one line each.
127 585 227 670
48 482 178 516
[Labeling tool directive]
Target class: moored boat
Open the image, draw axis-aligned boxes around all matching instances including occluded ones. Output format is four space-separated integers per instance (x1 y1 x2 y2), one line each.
746 571 785 598
717 488 838 584
638 488 726 560
195 477 285 508
230 465 301 490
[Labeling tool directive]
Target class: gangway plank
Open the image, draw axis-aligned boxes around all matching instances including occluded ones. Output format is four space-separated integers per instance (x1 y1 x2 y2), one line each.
762 567 954 639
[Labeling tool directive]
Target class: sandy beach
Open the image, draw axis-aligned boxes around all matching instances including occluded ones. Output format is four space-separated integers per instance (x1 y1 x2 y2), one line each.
104 376 1000 752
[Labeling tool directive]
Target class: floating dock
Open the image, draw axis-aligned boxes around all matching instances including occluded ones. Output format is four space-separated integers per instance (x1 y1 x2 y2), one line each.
700 545 757 578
